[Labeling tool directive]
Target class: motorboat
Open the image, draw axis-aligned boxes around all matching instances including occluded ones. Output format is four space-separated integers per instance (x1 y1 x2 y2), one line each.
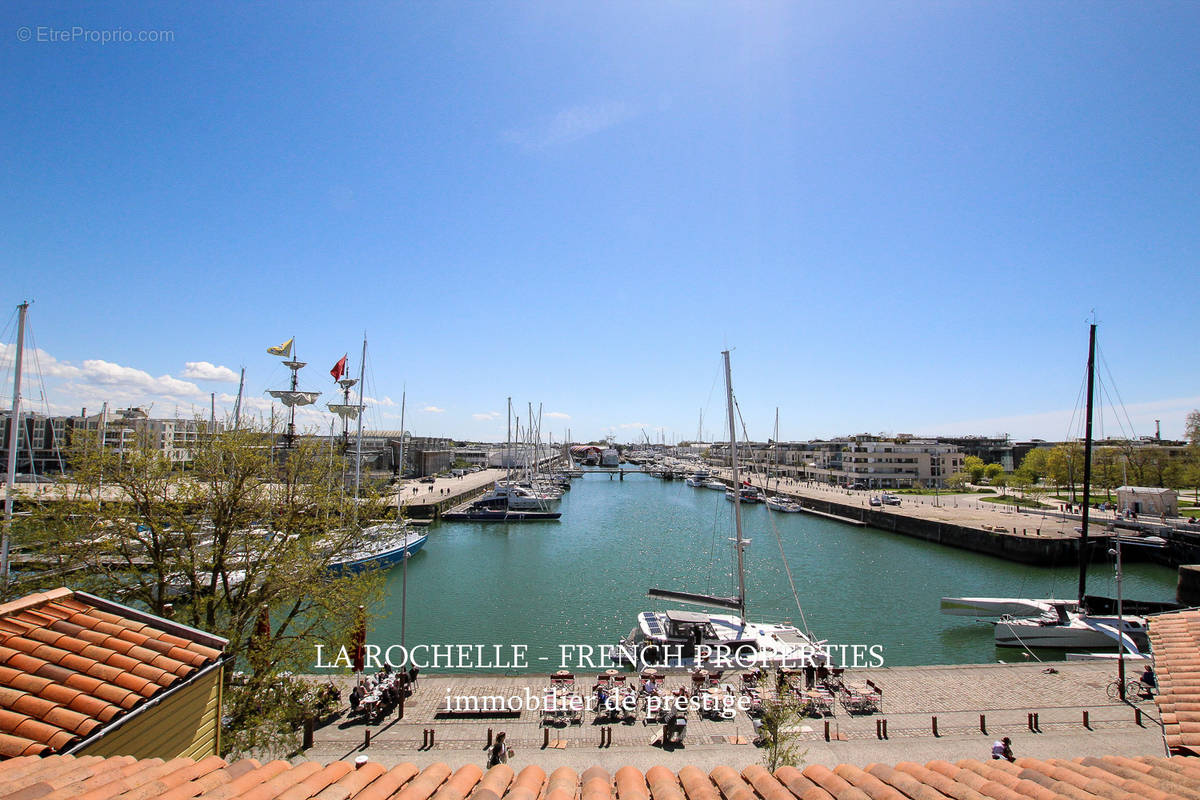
725 485 763 503
684 470 712 487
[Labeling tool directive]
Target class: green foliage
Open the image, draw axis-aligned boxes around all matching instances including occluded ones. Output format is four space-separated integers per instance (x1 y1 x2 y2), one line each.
983 463 1004 481
758 695 806 771
1017 448 1049 483
19 422 385 758
946 471 970 491
963 456 986 483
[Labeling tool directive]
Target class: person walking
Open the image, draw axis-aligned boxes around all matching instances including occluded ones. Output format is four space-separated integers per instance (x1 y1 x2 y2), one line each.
486 731 513 767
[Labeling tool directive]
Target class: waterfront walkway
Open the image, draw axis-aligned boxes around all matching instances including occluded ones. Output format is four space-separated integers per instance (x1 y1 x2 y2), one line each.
303 662 1164 772
716 469 1086 539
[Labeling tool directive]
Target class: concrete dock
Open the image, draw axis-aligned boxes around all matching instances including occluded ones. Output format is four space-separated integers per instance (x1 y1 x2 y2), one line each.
303 662 1164 771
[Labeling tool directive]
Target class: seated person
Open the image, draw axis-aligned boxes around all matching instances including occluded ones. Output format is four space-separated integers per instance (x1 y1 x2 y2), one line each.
1141 665 1157 690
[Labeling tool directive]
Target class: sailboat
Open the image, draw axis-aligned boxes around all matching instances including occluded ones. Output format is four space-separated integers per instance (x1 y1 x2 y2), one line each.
613 350 824 669
764 408 802 512
265 338 320 450
322 338 426 572
942 324 1155 653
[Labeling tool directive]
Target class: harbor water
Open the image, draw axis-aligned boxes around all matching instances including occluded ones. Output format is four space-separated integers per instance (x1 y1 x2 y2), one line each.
373 472 1177 671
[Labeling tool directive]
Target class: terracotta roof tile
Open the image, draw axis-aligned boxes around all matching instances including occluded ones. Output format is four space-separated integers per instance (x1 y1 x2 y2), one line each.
1149 609 1200 755
312 759 388 800
510 765 547 800
546 766 581 800
394 762 452 800
2 756 1200 800
0 588 225 759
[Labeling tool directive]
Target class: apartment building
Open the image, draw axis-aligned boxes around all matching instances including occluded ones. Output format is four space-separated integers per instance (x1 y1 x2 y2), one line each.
710 435 964 489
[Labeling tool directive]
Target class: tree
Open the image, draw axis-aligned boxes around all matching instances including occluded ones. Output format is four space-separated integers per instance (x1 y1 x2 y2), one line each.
1186 410 1200 448
1045 443 1083 499
964 456 986 484
1017 448 1049 485
983 463 1005 482
22 423 385 757
946 471 970 491
758 695 805 771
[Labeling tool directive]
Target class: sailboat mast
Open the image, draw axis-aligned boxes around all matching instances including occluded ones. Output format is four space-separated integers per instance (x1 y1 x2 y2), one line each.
233 367 245 429
398 389 408 650
506 397 512 482
773 407 780 494
2 301 29 594
1078 323 1097 605
353 336 367 498
722 350 747 621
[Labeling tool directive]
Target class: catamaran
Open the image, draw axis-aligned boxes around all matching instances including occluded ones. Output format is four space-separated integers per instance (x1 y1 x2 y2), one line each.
613 350 825 670
942 324 1168 654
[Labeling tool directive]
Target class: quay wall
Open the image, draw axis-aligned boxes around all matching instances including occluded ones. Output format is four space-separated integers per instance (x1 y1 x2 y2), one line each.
794 493 1079 565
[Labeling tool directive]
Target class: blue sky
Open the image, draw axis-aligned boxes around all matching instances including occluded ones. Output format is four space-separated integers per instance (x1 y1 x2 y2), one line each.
2 2 1198 444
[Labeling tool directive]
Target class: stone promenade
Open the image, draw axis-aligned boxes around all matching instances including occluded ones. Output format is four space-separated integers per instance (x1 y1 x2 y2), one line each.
301 662 1164 772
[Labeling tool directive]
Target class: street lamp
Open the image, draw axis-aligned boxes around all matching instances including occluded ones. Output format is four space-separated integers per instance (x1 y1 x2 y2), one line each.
1108 534 1166 701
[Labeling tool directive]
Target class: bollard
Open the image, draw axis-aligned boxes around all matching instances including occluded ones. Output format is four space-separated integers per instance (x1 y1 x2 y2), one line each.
486 728 493 748
428 728 435 747
364 729 371 749
875 719 883 739
1083 710 1090 729
932 716 938 737
302 717 314 750
1034 713 1040 731
1136 708 1143 727
1027 713 1034 731
824 720 830 742
882 719 888 739
543 727 550 748
980 714 987 734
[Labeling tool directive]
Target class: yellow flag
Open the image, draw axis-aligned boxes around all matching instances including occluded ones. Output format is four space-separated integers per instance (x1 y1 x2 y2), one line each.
267 337 294 357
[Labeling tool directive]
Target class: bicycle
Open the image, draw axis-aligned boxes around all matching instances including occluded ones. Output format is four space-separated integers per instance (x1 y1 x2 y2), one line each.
1106 679 1149 701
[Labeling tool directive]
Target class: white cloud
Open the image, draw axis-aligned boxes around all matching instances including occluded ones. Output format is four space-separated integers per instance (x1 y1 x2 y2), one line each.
0 343 82 378
545 411 570 420
79 359 202 398
366 396 396 407
503 101 634 150
423 406 445 413
473 411 501 421
181 361 239 382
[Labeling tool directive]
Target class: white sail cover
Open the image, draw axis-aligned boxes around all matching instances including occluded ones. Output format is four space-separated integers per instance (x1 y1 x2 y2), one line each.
327 403 362 420
268 390 320 408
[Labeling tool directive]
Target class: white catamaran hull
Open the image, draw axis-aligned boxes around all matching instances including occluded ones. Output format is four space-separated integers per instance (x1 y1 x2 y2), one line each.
940 597 1076 618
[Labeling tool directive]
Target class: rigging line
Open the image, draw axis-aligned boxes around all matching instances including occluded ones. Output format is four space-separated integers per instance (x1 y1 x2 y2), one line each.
766 503 812 639
1064 367 1088 443
1097 381 1133 443
1096 345 1140 440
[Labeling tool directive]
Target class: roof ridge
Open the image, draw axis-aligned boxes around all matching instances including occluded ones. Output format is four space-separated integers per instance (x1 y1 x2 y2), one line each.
0 588 74 621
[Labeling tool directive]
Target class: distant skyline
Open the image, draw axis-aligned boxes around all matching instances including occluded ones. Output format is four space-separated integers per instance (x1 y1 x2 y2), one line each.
2 3 1198 444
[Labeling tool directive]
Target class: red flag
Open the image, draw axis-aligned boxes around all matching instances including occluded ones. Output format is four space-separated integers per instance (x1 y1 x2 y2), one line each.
331 354 348 382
